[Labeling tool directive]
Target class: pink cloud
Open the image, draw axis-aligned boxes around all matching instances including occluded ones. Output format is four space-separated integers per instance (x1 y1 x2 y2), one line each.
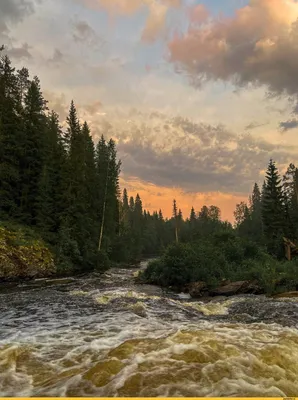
78 0 144 14
168 0 298 97
189 4 209 25
141 1 168 42
77 0 182 42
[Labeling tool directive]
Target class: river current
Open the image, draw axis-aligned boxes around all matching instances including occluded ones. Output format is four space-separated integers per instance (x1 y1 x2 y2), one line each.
1 260 298 397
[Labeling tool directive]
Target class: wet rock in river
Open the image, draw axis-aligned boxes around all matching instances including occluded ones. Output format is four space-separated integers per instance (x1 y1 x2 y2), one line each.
273 291 298 298
186 281 208 298
134 284 163 297
211 280 263 296
129 302 147 318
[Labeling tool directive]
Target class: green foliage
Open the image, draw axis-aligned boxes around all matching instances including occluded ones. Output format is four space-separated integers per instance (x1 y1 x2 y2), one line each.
2 46 298 287
143 232 298 294
96 250 111 272
0 48 125 277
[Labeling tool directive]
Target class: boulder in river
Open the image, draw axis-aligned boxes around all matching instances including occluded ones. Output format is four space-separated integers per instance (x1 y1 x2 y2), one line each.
273 291 298 299
186 281 208 298
210 280 263 296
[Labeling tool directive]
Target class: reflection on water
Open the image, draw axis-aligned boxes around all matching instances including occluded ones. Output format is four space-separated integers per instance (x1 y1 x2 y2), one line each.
1 264 298 397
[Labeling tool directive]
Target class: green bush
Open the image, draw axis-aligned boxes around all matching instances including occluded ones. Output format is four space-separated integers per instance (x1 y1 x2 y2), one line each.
95 250 111 272
142 233 298 294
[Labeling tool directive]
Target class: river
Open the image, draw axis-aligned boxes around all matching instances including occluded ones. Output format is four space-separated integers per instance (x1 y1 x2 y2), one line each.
1 260 298 397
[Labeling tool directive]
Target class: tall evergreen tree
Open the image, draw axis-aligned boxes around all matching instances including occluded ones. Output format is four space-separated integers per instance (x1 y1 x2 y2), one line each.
36 111 66 241
262 159 286 256
19 76 48 224
0 51 23 218
283 163 298 239
173 199 179 243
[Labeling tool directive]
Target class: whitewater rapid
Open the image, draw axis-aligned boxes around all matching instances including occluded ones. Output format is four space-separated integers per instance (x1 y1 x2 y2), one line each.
1 261 298 397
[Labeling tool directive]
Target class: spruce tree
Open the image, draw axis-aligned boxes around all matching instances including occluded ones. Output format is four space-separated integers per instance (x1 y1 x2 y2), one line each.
132 193 143 260
20 76 48 224
173 199 179 243
283 163 298 240
36 111 66 241
262 159 286 256
0 51 23 218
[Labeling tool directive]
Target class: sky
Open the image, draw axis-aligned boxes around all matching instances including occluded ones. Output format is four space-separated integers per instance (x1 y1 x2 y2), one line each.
1 0 298 222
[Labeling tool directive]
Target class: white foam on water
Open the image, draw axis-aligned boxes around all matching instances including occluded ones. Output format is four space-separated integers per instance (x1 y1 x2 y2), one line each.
1 269 298 397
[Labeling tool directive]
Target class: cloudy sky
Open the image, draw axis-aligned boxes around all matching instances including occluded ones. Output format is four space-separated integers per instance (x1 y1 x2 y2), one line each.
2 0 298 221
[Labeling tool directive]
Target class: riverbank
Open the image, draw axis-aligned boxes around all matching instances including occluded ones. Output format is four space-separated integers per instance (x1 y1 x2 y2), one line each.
140 240 298 296
0 224 56 281
0 221 145 283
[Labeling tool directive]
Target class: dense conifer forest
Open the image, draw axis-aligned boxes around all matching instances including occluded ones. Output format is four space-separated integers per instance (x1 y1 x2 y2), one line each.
1 46 298 291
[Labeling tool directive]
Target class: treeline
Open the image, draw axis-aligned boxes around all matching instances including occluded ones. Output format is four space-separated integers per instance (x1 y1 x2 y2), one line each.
234 159 298 258
142 161 298 294
0 47 168 273
167 159 298 261
0 46 194 273
0 47 118 272
1 45 297 277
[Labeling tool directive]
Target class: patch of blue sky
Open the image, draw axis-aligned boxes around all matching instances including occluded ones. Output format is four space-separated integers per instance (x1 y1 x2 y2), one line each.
200 0 249 16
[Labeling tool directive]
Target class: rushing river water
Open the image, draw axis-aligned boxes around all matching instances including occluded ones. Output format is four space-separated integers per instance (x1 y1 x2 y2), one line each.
1 260 298 397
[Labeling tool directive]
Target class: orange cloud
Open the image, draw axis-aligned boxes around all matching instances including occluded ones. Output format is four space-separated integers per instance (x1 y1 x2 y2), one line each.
169 0 298 101
121 177 246 223
141 1 168 42
78 0 182 42
189 4 209 25
79 0 143 14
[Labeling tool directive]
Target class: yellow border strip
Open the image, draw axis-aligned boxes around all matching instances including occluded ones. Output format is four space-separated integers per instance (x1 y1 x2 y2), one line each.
7 398 297 400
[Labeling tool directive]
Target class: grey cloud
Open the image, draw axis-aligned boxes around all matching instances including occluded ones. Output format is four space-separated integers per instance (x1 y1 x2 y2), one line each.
291 103 298 115
244 121 268 131
100 114 295 194
71 19 104 48
6 42 32 59
83 101 103 116
49 49 64 64
279 119 298 132
0 1 37 56
44 91 68 122
0 0 34 24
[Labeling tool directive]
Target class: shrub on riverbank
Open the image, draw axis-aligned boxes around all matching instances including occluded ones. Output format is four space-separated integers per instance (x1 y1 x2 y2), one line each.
141 233 298 295
0 222 56 281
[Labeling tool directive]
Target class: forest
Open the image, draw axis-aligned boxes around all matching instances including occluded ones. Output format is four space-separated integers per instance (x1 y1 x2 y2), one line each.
1 46 298 292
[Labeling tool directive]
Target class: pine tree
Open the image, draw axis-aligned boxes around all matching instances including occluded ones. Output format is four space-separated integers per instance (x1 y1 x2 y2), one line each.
198 205 209 220
249 182 264 243
121 188 130 228
282 163 298 240
36 111 66 241
158 209 164 221
262 159 286 255
63 101 91 267
173 199 179 243
19 76 48 224
96 136 121 254
0 51 23 218
190 207 196 223
132 193 143 259
81 121 98 259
